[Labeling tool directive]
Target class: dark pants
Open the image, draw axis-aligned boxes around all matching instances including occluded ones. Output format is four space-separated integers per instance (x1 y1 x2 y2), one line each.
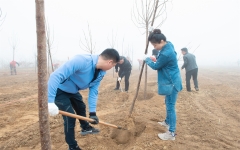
116 70 131 91
10 66 17 75
185 68 198 91
54 88 89 149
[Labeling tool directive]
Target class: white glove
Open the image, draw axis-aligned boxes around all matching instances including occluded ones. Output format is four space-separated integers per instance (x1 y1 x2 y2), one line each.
142 54 149 61
48 103 59 116
150 55 157 62
118 77 121 81
149 26 154 32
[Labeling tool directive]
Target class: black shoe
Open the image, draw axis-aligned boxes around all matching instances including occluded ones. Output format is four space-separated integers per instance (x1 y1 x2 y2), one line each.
187 90 191 92
114 88 119 90
195 88 199 91
69 145 81 150
80 125 100 135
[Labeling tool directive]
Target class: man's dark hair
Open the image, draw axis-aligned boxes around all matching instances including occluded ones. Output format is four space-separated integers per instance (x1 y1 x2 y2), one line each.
100 48 120 63
120 56 124 60
181 47 188 53
152 49 158 56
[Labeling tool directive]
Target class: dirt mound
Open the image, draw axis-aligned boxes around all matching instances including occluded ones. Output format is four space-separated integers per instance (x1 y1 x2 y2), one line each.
115 92 129 102
137 91 155 100
110 117 146 144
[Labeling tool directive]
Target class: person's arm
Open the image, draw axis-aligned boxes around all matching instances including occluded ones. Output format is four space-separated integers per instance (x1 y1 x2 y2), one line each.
48 55 86 103
16 62 20 66
119 71 125 78
145 54 169 70
88 81 100 112
181 56 188 69
115 64 119 72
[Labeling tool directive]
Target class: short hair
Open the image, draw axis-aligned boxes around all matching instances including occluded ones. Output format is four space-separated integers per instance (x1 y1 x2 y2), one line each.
100 48 120 63
148 29 166 43
152 49 158 56
181 47 188 53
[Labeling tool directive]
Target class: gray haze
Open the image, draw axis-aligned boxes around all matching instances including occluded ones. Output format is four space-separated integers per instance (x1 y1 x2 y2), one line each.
0 0 240 68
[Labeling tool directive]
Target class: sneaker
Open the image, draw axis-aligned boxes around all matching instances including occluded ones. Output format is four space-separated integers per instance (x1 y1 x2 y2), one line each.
187 90 191 92
195 88 199 91
158 121 169 130
69 145 81 150
114 88 119 90
158 131 175 140
80 125 100 135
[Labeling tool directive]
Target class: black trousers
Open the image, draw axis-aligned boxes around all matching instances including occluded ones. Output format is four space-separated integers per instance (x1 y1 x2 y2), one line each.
55 88 89 149
10 66 17 75
116 70 131 91
185 68 198 91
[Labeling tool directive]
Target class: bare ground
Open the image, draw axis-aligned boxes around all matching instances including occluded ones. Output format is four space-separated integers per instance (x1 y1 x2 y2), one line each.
0 66 239 150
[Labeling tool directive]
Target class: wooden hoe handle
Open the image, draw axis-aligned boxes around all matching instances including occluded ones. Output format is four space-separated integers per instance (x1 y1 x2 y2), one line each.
59 110 123 129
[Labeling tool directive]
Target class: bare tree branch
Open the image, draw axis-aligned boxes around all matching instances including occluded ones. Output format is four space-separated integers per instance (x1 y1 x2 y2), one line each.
107 30 118 48
9 35 18 60
0 8 7 29
45 19 54 73
79 23 96 54
129 0 169 115
131 0 169 34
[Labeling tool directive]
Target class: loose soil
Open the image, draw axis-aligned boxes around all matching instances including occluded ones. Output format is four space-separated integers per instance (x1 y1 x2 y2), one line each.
0 66 239 150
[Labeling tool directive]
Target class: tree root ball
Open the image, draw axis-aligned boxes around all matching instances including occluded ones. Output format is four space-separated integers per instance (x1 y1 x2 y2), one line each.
111 129 132 144
110 117 146 144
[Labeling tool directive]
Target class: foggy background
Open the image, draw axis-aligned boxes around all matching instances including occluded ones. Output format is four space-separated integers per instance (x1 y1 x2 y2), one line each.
0 0 240 69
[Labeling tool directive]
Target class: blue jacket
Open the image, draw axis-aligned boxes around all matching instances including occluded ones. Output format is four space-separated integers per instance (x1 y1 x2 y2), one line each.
48 54 106 112
145 41 182 93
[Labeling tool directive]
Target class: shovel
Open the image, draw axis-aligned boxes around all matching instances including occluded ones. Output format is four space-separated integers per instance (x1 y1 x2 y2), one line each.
59 110 125 130
117 76 123 92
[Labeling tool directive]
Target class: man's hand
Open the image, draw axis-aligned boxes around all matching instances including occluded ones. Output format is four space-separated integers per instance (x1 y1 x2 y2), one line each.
89 112 99 124
48 103 59 116
118 77 121 81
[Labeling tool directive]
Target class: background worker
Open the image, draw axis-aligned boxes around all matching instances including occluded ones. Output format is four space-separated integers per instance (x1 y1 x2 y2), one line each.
114 56 132 92
48 48 120 150
10 60 20 75
181 47 199 92
152 49 159 58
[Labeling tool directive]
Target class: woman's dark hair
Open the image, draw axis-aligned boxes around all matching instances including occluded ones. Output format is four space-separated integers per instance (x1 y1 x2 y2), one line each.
148 29 166 43
100 48 120 63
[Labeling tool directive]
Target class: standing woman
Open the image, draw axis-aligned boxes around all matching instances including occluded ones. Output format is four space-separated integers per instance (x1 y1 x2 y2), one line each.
143 29 182 140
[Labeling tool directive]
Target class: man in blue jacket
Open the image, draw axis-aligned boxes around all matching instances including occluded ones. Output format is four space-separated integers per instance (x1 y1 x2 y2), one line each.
48 48 120 150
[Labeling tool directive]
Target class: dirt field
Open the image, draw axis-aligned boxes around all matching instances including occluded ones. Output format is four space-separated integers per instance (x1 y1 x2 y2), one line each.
0 66 239 150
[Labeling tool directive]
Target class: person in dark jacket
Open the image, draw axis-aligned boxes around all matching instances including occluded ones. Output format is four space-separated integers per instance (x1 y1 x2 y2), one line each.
143 29 182 141
181 48 199 92
114 56 132 92
152 49 159 58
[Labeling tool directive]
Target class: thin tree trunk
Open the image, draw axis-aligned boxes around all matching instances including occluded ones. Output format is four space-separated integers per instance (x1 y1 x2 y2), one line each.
129 0 159 116
144 25 148 99
35 0 52 149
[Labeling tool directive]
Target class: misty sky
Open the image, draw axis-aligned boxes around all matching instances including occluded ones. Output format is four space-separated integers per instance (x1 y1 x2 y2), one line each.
0 0 239 67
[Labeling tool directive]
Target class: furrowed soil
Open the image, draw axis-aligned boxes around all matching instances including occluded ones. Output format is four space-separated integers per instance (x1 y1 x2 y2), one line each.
0 66 239 150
